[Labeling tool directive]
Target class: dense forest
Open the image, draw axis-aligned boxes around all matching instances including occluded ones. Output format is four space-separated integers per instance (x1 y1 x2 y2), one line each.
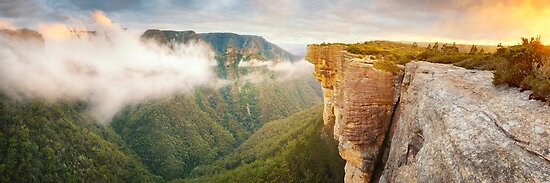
106 30 324 180
0 94 160 182
180 105 345 183
0 29 334 182
111 77 322 179
0 94 340 182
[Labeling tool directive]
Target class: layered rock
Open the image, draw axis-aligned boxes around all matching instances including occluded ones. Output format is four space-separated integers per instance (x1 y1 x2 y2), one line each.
381 62 550 182
306 45 403 182
307 44 550 182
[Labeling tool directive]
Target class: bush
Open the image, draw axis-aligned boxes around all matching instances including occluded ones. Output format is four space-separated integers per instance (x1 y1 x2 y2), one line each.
373 59 400 74
345 41 424 64
493 37 550 102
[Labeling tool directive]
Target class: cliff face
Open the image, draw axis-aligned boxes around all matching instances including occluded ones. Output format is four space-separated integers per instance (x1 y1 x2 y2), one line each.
306 45 550 182
306 45 403 182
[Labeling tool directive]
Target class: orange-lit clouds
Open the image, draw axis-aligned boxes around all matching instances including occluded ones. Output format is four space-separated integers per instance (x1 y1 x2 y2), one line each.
37 23 72 40
0 19 15 29
435 0 550 44
0 10 219 123
5 1 550 47
36 10 114 40
92 10 113 27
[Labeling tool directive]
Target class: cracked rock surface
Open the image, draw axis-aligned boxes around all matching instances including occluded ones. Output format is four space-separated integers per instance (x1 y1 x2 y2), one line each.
381 62 550 183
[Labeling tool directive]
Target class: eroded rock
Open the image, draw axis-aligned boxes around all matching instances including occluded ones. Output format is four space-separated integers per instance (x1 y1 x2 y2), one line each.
306 45 403 182
382 62 550 182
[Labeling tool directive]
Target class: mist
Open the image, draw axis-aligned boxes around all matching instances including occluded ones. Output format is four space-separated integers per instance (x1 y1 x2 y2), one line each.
0 11 219 123
238 59 314 83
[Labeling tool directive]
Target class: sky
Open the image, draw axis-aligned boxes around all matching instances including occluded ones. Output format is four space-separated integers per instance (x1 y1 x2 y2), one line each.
2 0 550 50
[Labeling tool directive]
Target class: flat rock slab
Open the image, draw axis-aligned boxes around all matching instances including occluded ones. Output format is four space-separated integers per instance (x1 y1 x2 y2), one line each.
382 61 550 183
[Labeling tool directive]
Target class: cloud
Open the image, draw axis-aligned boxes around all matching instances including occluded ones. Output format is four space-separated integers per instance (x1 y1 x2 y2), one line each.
0 0 44 17
65 0 143 12
238 59 314 83
3 0 550 50
0 19 15 29
432 0 550 43
0 11 219 123
91 10 112 27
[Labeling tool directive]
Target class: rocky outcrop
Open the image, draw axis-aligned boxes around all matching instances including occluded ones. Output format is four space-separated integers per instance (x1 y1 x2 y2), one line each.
306 45 403 182
381 62 550 182
307 44 550 182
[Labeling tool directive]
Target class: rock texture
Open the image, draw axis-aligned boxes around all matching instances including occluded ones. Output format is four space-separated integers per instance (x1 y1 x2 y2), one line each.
307 44 550 182
381 61 550 182
306 45 403 182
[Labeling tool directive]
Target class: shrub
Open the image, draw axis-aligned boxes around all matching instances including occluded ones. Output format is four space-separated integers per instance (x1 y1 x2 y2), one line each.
373 59 400 74
493 37 550 102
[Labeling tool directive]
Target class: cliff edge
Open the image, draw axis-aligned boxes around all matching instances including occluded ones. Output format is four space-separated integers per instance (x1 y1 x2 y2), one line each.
382 62 550 182
306 45 550 182
306 45 403 182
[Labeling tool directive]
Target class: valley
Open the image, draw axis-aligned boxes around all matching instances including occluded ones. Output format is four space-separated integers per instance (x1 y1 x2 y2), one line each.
2 2 550 182
0 28 340 182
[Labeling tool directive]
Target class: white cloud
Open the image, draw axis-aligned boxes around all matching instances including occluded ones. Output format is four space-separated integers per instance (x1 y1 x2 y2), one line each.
0 11 219 123
238 59 314 83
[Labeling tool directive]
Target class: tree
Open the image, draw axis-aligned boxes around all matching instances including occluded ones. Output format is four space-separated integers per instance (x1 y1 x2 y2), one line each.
432 42 439 52
469 45 478 55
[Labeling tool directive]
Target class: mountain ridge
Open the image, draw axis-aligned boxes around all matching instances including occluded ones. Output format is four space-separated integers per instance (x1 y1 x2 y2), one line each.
142 29 297 62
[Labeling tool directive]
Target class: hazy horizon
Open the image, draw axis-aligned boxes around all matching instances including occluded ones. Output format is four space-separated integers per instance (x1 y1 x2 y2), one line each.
2 0 550 49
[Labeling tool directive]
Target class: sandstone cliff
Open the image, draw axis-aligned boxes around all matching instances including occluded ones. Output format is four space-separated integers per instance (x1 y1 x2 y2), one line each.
306 45 550 182
306 45 403 182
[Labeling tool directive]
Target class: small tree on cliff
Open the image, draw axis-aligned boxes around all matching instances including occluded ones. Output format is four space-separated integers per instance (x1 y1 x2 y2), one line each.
432 42 439 52
469 45 478 55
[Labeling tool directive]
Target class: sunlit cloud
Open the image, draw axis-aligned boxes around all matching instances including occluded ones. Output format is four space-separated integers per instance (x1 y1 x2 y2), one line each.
3 0 550 48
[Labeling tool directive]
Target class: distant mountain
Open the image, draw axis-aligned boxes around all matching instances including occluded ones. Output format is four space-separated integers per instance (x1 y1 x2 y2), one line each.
142 29 297 62
0 28 324 182
105 30 324 179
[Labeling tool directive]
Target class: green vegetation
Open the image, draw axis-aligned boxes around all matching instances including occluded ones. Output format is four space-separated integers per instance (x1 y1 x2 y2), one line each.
0 95 159 182
493 37 550 102
346 41 423 64
417 42 503 70
1 30 326 182
111 77 322 180
179 105 345 183
373 59 400 74
338 38 549 103
342 40 500 70
0 90 332 182
106 30 325 180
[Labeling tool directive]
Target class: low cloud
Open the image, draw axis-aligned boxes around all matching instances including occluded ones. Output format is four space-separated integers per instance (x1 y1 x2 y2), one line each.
0 11 219 123
238 59 314 83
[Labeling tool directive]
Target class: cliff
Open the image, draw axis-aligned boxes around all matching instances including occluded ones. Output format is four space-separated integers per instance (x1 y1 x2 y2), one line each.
382 62 550 182
306 45 403 182
306 45 550 182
